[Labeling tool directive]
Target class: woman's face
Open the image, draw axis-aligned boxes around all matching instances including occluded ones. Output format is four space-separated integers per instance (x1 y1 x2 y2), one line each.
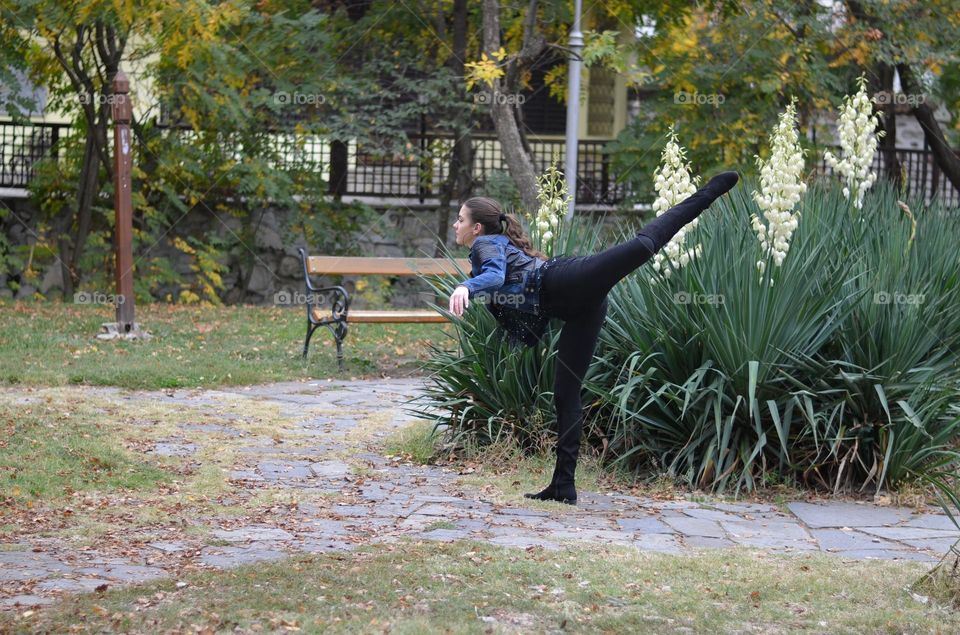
453 205 482 247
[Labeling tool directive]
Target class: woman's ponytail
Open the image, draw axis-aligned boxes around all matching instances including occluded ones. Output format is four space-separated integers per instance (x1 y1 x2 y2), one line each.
462 197 547 261
502 213 546 260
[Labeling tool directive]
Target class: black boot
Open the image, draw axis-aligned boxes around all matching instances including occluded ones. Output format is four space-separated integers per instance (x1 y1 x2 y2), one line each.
524 443 579 505
637 171 739 248
523 469 577 504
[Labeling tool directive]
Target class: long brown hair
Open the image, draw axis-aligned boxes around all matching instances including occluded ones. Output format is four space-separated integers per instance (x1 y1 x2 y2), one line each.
463 196 547 260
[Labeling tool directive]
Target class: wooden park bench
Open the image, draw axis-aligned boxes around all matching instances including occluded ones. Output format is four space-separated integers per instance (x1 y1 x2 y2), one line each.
298 248 471 370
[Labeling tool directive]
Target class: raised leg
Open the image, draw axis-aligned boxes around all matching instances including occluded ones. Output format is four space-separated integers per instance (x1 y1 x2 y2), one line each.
543 172 739 310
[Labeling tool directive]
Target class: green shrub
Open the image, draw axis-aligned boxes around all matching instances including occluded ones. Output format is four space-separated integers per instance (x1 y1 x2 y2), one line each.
591 180 960 493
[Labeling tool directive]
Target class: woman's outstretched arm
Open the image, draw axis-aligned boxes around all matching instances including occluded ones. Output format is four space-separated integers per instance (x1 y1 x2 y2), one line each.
450 239 507 317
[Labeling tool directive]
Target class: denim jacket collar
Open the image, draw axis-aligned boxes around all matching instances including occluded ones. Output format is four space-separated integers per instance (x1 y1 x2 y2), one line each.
470 233 509 248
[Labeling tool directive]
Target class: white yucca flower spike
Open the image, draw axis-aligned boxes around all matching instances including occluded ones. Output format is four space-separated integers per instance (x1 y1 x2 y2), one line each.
533 162 570 257
823 74 884 210
651 125 701 280
751 99 807 282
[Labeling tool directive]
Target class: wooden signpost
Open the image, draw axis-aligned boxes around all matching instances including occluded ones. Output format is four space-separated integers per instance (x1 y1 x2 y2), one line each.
98 68 148 340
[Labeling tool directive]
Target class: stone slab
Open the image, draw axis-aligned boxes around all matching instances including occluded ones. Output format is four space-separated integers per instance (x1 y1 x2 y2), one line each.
486 535 561 550
413 503 463 517
787 502 913 529
682 535 737 549
200 546 287 568
309 460 352 479
615 516 673 534
418 529 471 542
297 539 356 553
683 508 742 522
857 527 960 542
329 504 372 517
901 538 960 554
34 578 109 592
811 529 905 552
632 533 683 553
150 441 197 457
721 520 811 542
496 507 551 518
904 515 960 531
826 549 937 562
257 460 313 480
212 527 293 542
711 502 778 514
663 516 725 538
148 541 188 554
0 595 56 608
181 423 243 437
546 529 635 544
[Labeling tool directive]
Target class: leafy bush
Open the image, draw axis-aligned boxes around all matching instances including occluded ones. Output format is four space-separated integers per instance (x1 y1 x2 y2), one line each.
596 180 960 494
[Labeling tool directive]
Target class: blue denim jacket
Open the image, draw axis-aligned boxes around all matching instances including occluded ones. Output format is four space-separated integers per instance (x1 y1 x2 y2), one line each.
460 234 545 315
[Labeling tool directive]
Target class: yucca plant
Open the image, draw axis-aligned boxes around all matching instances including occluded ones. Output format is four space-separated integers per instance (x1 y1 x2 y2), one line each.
409 174 960 501
590 181 856 492
588 179 960 495
793 184 960 492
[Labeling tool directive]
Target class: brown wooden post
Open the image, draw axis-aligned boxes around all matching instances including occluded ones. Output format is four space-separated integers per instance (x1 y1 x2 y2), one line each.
112 70 135 332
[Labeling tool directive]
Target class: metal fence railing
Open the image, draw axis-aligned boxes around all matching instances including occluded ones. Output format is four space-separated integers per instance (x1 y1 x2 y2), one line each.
2 119 957 208
0 121 71 188
813 144 960 208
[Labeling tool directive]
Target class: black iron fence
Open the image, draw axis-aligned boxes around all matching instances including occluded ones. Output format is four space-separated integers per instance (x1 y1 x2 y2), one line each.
0 121 70 188
2 119 957 208
813 144 960 208
330 135 625 204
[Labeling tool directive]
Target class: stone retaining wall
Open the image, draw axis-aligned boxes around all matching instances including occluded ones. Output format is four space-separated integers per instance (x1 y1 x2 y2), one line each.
1 198 633 307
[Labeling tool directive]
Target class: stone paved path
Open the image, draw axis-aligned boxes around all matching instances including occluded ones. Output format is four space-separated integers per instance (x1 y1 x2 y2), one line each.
2 378 959 610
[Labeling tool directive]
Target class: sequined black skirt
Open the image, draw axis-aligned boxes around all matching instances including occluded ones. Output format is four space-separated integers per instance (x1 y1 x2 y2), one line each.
489 256 566 349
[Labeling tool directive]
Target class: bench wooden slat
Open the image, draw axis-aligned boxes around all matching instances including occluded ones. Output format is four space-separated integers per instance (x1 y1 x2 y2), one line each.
307 256 471 276
349 310 449 323
312 308 449 323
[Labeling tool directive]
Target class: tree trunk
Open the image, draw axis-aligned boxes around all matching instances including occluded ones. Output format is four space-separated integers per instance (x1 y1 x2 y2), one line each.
897 63 960 193
875 63 902 191
435 0 473 256
328 140 348 199
67 133 102 292
481 0 541 213
51 22 125 299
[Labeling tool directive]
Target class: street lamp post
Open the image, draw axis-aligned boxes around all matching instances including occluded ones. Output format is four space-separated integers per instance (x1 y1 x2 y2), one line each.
564 0 583 222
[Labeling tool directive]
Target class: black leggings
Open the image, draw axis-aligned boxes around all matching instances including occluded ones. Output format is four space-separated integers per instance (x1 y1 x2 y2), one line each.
536 183 724 467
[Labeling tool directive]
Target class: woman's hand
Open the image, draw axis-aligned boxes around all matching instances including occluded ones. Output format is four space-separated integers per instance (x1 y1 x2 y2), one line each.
449 285 470 317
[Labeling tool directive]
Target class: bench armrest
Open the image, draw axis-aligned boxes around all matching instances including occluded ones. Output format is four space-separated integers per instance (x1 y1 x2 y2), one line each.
299 248 350 325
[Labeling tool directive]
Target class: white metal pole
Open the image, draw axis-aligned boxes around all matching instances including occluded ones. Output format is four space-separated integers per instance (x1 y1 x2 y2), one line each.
564 0 583 222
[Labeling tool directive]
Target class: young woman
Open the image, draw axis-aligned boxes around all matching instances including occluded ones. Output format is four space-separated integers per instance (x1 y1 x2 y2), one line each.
449 171 739 504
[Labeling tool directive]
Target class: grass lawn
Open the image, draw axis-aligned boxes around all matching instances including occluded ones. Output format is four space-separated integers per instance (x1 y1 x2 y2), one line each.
4 301 960 630
0 394 171 505
0 301 455 389
4 540 959 633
